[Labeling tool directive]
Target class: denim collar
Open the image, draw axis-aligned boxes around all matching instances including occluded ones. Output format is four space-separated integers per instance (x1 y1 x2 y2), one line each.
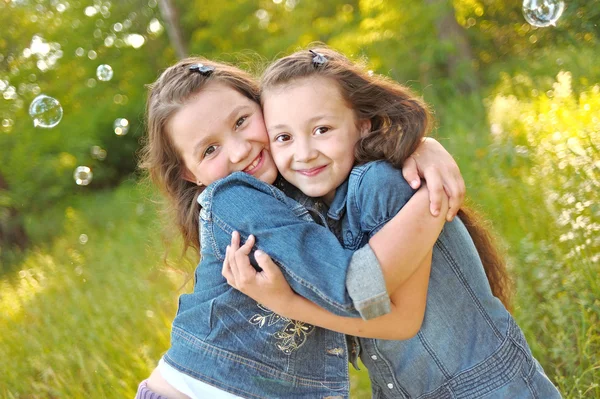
327 179 349 221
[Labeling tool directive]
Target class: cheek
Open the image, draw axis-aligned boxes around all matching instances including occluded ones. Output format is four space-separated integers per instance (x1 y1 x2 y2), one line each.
200 158 230 185
271 149 287 170
248 114 269 143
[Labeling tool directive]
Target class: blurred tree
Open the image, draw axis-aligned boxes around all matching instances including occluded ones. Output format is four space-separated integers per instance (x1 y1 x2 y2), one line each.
1 0 599 257
425 0 479 92
0 0 172 256
158 0 188 58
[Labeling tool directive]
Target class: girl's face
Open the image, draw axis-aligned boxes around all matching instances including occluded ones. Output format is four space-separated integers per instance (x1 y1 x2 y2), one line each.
168 81 278 187
262 76 369 204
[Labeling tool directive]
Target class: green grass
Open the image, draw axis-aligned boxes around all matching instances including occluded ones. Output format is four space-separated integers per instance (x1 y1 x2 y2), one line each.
1 76 598 398
0 182 188 398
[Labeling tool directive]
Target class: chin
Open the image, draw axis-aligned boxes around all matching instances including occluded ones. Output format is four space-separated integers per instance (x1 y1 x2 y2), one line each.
298 186 327 199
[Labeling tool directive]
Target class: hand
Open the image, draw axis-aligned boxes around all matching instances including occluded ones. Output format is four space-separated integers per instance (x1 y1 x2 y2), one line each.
222 231 295 313
402 137 465 221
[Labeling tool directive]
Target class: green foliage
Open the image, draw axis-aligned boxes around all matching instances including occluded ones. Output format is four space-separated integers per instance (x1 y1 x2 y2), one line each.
0 0 172 215
0 182 186 398
1 0 599 397
486 73 599 396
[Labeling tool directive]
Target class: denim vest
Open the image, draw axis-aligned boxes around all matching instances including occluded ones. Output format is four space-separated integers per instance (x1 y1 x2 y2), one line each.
324 161 562 399
164 172 389 399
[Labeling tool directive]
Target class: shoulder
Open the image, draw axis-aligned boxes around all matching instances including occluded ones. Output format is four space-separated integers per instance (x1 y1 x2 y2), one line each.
198 172 286 209
346 161 416 234
350 161 414 206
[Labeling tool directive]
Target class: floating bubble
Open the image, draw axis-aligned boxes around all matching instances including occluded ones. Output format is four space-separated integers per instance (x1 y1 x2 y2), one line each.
113 118 129 136
74 166 93 185
29 94 63 128
522 0 565 28
2 118 14 133
79 234 88 244
90 145 107 160
96 64 113 81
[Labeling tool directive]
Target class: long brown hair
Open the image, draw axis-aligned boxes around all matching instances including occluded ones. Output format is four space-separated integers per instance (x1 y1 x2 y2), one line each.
261 47 512 309
139 57 260 254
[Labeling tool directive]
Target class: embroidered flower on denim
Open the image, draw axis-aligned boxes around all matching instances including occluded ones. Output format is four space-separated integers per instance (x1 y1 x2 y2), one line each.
249 303 315 355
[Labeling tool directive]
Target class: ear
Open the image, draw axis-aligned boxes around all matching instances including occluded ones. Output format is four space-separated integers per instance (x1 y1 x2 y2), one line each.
181 167 200 185
358 119 371 138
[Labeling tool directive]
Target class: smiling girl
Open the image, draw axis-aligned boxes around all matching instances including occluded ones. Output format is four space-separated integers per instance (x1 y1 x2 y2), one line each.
136 57 464 398
225 47 562 398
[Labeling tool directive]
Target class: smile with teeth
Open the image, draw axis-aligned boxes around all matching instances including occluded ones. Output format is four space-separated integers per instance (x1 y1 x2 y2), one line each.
243 150 263 174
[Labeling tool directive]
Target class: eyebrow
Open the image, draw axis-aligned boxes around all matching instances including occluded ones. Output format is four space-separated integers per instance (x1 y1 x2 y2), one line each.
268 114 334 131
192 104 250 157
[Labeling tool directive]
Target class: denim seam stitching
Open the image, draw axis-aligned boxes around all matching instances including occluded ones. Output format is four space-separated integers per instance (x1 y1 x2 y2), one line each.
435 239 504 340
371 339 410 398
417 331 451 379
163 353 266 399
444 320 525 398
210 206 355 316
171 327 349 390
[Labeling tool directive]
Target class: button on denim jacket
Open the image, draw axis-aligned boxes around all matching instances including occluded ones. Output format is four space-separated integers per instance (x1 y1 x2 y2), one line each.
323 161 561 399
164 172 390 399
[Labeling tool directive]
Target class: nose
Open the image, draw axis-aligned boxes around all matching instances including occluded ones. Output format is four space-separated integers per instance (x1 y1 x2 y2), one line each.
293 137 318 163
228 136 252 164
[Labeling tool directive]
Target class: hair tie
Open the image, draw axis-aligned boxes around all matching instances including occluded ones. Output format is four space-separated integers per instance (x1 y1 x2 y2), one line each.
189 63 215 76
309 50 327 68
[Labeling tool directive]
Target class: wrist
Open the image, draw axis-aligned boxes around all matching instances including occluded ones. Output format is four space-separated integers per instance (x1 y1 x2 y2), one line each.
274 293 301 319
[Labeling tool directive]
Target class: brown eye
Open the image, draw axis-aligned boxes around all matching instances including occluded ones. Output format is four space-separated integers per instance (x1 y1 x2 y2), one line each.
203 145 217 157
314 126 330 135
235 116 248 129
275 134 291 142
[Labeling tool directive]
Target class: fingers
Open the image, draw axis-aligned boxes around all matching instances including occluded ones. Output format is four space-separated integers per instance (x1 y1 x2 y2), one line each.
222 245 235 287
224 231 259 291
423 167 444 217
444 166 466 221
234 235 255 282
401 156 422 189
254 250 278 274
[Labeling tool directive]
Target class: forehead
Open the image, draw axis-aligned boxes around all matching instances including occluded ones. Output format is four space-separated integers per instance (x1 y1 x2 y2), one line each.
264 76 342 100
168 81 254 135
262 76 349 114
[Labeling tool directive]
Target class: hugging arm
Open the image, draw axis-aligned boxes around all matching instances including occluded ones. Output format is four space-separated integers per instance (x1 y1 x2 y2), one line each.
210 175 386 319
401 137 465 221
224 163 451 339
225 233 434 340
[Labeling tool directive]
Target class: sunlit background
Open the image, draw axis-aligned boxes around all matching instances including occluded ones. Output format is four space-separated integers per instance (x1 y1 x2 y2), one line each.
0 0 598 397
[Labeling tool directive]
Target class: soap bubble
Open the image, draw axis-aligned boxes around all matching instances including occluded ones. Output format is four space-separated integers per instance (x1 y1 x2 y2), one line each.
113 118 129 136
96 64 113 81
74 166 93 185
91 145 107 160
522 0 565 27
29 94 63 128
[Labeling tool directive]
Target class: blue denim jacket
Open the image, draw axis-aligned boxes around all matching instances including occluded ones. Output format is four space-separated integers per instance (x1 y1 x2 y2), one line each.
164 172 390 399
324 161 562 399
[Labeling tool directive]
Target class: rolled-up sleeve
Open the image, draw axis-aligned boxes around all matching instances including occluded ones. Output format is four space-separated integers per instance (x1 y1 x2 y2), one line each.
346 244 391 320
210 174 364 317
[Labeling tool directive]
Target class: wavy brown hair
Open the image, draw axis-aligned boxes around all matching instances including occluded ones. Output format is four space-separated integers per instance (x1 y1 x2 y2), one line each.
139 57 260 254
261 47 512 309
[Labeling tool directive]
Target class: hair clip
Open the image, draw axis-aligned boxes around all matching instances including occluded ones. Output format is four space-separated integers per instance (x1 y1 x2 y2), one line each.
189 63 215 76
309 50 327 67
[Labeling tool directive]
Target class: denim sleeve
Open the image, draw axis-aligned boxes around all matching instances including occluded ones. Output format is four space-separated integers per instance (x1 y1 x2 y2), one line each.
209 175 365 318
353 161 417 238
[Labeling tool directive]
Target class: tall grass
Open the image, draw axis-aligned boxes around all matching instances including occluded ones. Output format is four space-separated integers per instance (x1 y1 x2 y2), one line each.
1 73 598 397
0 182 187 398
